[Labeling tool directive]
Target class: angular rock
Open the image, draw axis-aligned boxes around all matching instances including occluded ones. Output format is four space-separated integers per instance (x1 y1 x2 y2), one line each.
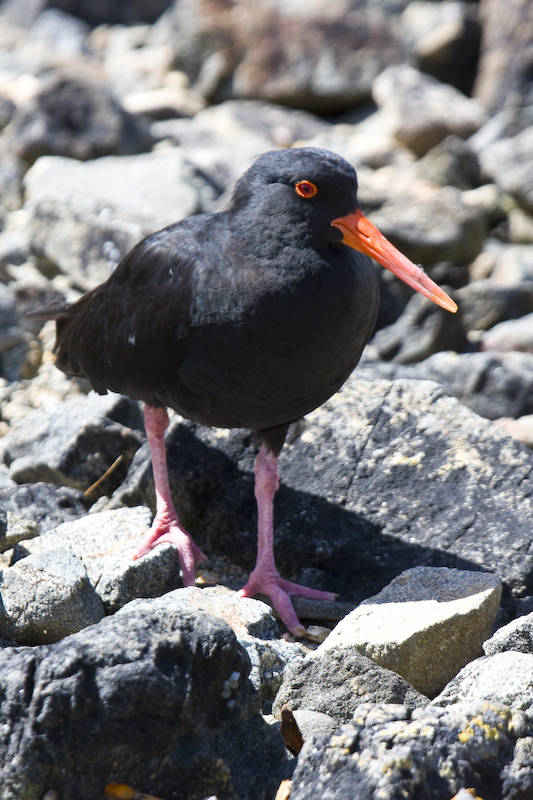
126 586 306 702
478 128 533 213
7 69 150 164
415 134 481 190
372 64 487 156
455 279 533 333
433 651 533 719
0 392 144 497
318 567 502 697
0 482 87 535
0 548 104 644
401 0 480 94
370 292 466 364
272 647 427 726
110 377 533 611
289 701 524 800
150 0 408 113
359 168 487 267
484 611 533 656
490 244 533 286
23 148 201 284
474 0 533 115
13 506 182 612
360 350 533 421
481 312 533 353
0 598 285 800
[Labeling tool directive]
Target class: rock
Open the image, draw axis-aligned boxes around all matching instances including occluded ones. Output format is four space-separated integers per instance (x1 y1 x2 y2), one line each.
474 0 533 115
317 567 502 697
22 148 202 285
0 548 104 644
149 0 408 113
490 244 533 287
7 69 150 164
455 279 533 332
360 350 533 421
370 292 466 365
125 585 306 702
484 611 533 656
1 510 39 552
432 651 533 719
481 313 533 353
401 0 480 94
28 7 91 58
111 377 533 613
372 64 487 157
0 482 87 534
416 134 481 189
478 128 533 213
0 597 285 799
289 701 525 800
359 167 487 267
0 392 144 497
272 647 427 726
494 416 533 449
12 505 183 612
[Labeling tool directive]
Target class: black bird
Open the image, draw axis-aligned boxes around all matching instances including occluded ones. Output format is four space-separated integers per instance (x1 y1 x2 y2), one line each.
30 148 457 637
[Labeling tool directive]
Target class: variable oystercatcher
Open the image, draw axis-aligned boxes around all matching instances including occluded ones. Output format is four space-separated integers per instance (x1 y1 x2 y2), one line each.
30 148 457 636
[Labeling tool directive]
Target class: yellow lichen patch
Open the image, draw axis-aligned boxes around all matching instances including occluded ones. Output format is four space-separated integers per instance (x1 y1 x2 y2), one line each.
388 451 425 468
458 708 509 744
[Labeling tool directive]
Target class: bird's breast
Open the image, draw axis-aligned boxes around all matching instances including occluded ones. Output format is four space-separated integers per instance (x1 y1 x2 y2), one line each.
159 251 379 430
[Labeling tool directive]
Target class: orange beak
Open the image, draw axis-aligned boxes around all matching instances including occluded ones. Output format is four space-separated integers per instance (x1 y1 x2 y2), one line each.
331 209 458 314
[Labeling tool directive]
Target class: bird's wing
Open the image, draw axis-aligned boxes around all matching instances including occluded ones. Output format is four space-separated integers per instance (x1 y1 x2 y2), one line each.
37 222 202 404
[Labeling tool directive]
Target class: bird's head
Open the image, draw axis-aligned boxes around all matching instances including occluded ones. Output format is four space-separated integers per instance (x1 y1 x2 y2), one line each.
231 147 457 314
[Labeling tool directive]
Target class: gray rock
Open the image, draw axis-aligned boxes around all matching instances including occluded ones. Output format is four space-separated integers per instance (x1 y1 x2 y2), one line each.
150 0 408 113
455 279 533 333
318 567 502 697
479 127 533 213
360 350 533 421
289 701 525 800
29 8 91 58
484 612 533 656
371 292 465 365
0 548 104 644
7 69 150 164
0 598 285 799
415 134 481 190
273 647 427 727
372 64 487 157
111 377 533 611
432 651 533 720
0 482 86 535
0 392 143 497
490 244 533 286
137 585 306 701
23 148 201 285
13 506 183 612
359 169 487 267
401 0 480 94
474 0 533 115
481 313 533 353
1 511 39 553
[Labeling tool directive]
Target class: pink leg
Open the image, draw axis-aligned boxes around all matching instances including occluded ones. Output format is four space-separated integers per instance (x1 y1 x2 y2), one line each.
133 405 206 585
238 443 336 637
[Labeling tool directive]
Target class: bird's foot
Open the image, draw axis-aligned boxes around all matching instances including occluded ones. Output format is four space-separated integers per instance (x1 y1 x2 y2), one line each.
238 568 337 638
133 512 207 587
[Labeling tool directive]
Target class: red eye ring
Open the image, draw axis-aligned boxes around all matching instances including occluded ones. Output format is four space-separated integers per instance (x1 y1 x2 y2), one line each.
295 180 318 199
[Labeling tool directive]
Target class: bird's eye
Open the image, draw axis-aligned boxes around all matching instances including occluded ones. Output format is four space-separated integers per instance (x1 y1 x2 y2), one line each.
295 180 318 199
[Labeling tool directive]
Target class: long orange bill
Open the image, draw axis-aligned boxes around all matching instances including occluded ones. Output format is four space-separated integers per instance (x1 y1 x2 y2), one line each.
331 209 458 313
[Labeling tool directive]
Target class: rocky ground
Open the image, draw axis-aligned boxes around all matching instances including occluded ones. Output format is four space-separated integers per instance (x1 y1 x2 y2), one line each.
0 0 532 798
